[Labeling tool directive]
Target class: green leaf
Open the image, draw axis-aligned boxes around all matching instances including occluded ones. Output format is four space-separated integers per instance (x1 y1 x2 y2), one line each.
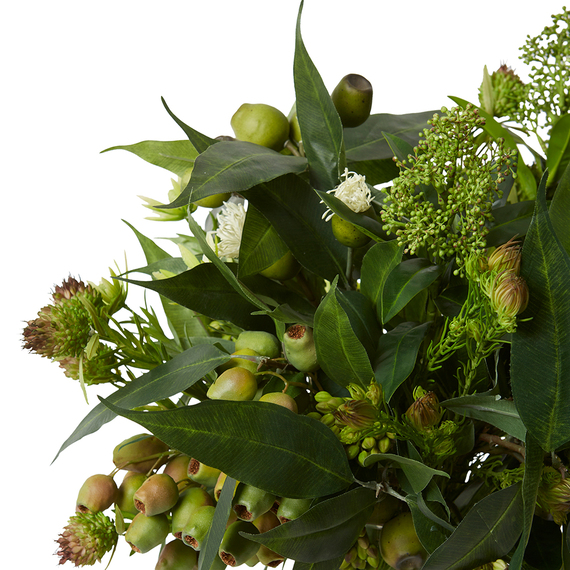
382 132 414 162
546 114 570 185
486 201 535 246
441 392 526 441
422 484 523 570
241 487 377 563
100 399 354 499
524 517 563 570
360 241 404 323
293 0 344 190
382 259 442 324
101 140 198 176
363 453 449 494
549 162 570 256
54 344 229 461
313 279 374 389
511 172 570 451
406 495 450 553
293 557 346 570
374 322 431 403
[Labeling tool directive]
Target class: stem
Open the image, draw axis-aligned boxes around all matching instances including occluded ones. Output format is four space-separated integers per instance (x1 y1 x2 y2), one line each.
479 433 526 459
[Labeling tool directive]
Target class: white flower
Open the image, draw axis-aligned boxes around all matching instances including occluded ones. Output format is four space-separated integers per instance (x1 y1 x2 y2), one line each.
322 168 372 222
208 200 246 259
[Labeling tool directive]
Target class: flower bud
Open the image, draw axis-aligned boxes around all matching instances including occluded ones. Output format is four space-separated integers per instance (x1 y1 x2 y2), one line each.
125 512 170 554
182 505 217 550
113 433 169 473
536 466 570 525
219 520 260 567
487 238 522 275
76 474 118 514
283 325 319 372
405 389 442 431
116 471 147 519
490 272 529 329
171 487 215 539
235 330 281 359
134 473 179 517
214 472 240 501
334 400 377 429
233 483 277 521
188 458 221 488
207 367 258 401
276 497 313 524
155 538 198 570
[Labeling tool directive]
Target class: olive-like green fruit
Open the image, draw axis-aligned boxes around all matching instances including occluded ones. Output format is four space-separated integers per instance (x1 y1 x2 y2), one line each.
259 392 298 413
125 512 170 554
218 349 260 375
276 497 313 524
187 458 222 488
367 493 401 526
76 474 118 514
207 367 258 401
171 486 215 539
283 325 319 372
116 471 147 519
379 512 428 570
182 505 217 550
113 433 169 473
219 520 260 567
259 250 300 281
331 211 372 248
331 74 373 128
232 483 277 521
134 473 179 517
287 103 302 145
155 538 198 570
252 512 283 568
194 193 232 208
231 103 289 151
235 331 281 359
163 455 194 492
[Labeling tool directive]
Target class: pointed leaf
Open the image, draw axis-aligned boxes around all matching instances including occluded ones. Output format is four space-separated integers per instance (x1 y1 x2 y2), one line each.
406 496 450 553
241 487 377 563
100 399 354 499
511 172 570 451
486 201 535 246
546 114 570 185
422 484 523 570
549 161 570 256
293 0 344 190
54 344 229 460
382 132 414 162
293 557 345 570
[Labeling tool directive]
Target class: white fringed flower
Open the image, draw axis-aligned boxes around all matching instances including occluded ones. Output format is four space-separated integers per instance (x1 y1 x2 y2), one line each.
209 201 246 259
322 168 372 222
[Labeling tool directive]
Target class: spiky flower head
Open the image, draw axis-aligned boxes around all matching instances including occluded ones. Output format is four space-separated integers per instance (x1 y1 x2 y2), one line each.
489 272 529 331
334 399 378 429
207 200 247 259
405 387 442 431
536 466 570 525
478 64 527 120
322 168 373 222
55 510 117 566
58 344 121 385
486 237 523 275
89 267 127 316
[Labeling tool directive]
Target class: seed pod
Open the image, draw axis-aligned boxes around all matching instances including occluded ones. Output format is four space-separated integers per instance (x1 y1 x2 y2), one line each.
163 455 194 492
125 512 170 554
188 458 221 488
219 520 260 567
134 473 179 517
251 511 283 567
218 349 260 375
367 494 401 526
155 538 198 570
276 497 313 524
113 433 169 473
230 103 290 151
259 391 298 413
115 472 147 519
379 512 427 570
171 487 215 539
283 325 319 372
331 74 373 128
233 483 277 521
76 474 118 514
235 331 281 359
181 505 217 550
207 367 258 401
215 472 240 502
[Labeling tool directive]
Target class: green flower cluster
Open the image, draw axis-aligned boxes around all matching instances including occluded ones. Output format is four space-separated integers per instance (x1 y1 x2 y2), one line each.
380 105 515 266
478 64 528 121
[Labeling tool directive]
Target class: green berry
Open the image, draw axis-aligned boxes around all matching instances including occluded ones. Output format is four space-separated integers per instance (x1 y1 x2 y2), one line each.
231 103 290 151
331 74 373 128
76 474 118 514
235 330 281 359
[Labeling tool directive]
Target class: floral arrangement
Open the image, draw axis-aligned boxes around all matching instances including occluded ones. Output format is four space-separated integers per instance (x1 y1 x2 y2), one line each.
23 3 570 570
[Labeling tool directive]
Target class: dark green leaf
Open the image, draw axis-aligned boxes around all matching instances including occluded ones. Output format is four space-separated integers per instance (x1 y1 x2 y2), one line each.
511 172 570 451
407 496 449 553
382 132 414 162
293 1 344 190
524 517 563 570
54 344 229 461
549 161 570 256
441 392 526 441
345 158 399 186
546 114 570 185
422 484 523 570
382 259 442 324
433 285 468 318
101 140 198 176
100 399 354 499
313 280 374 389
486 201 535 246
241 487 377 562
374 322 431 403
293 556 346 570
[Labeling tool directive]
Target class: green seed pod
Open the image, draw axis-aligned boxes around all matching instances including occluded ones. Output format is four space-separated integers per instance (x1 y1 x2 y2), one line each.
259 392 298 413
155 538 198 570
125 512 170 554
194 193 232 208
76 474 118 514
259 250 300 282
218 349 260 375
251 512 284 567
233 483 277 521
276 497 313 524
181 505 217 550
215 472 240 502
163 455 194 492
113 433 169 473
171 487 215 539
115 472 147 519
134 473 179 517
235 331 281 359
231 103 290 152
219 520 260 567
379 512 427 570
283 325 319 372
187 458 221 488
331 74 373 128
207 367 258 401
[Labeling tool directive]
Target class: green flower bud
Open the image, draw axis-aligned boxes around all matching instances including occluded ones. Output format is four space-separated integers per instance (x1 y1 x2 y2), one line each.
235 330 281 359
182 505 217 550
283 325 319 372
188 458 222 488
76 474 118 514
155 538 198 570
113 433 169 473
331 74 373 128
405 389 442 431
207 367 258 401
334 400 378 429
486 238 522 276
490 272 529 329
536 466 570 525
276 497 313 524
171 487 215 539
219 520 260 567
125 512 170 554
134 473 179 517
379 513 427 570
478 64 527 119
233 483 277 521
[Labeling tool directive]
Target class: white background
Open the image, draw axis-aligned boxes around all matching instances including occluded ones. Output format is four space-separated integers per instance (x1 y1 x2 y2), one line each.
2 1 563 568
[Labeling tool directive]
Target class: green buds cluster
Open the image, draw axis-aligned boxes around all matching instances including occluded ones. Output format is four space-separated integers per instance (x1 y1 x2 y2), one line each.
478 64 527 120
340 527 381 570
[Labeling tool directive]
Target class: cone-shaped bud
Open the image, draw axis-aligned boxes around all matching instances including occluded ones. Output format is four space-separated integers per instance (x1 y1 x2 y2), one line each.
113 433 169 473
259 391 298 413
331 74 373 128
235 331 281 359
207 367 258 401
490 272 529 329
215 472 240 501
182 505 217 550
232 483 277 521
231 103 290 151
379 512 427 570
134 473 179 517
405 389 442 431
276 497 313 524
283 325 319 372
219 520 260 567
76 474 118 514
188 458 222 488
116 471 147 519
163 455 194 492
218 349 260 375
56 510 118 566
334 399 377 429
478 64 527 119
155 538 198 570
171 487 215 539
125 512 170 554
487 238 522 276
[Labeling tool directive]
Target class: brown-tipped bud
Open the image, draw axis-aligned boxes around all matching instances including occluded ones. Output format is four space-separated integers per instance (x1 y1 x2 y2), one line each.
232 483 277 521
182 505 217 550
171 487 215 539
115 472 147 519
188 459 221 488
125 512 170 554
163 455 194 492
334 400 377 429
155 538 198 570
76 474 118 514
487 238 522 275
283 325 319 372
113 433 169 473
134 473 179 517
219 520 260 567
405 390 442 431
490 272 529 328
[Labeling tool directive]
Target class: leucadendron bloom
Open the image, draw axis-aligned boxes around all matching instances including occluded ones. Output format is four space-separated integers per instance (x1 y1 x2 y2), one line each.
322 168 373 222
206 200 246 259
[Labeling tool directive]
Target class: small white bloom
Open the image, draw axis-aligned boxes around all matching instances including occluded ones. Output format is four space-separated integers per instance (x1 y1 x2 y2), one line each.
209 201 246 259
322 168 372 222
